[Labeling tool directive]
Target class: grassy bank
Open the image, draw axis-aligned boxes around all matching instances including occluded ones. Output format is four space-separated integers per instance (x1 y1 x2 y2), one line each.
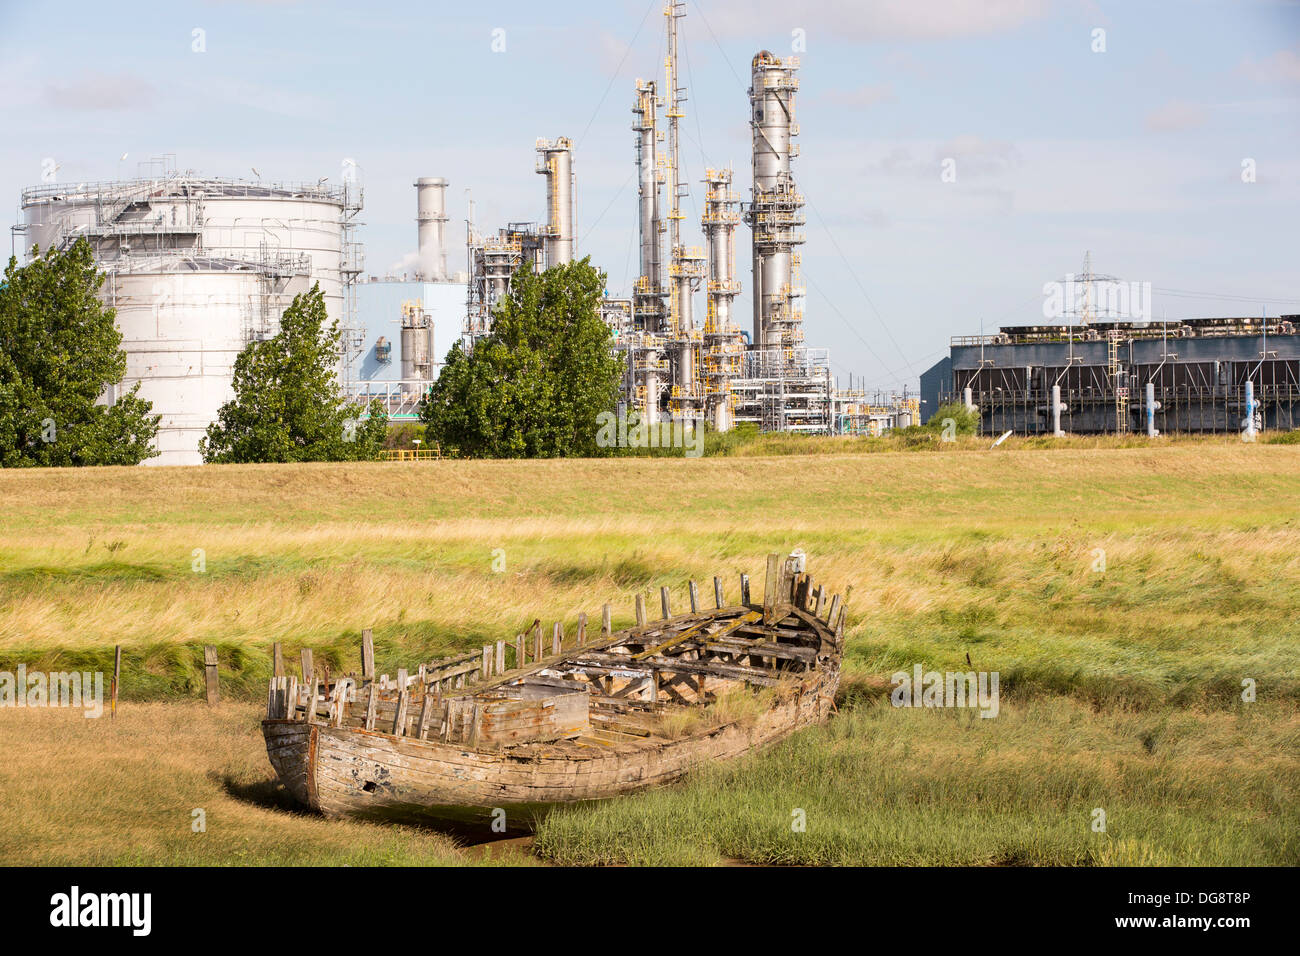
0 703 488 866
0 443 1296 865
1 444 1296 706
534 693 1299 866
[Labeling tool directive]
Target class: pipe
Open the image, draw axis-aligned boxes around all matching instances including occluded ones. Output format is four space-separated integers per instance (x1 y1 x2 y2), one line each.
1052 383 1065 437
1244 380 1257 440
1145 381 1160 437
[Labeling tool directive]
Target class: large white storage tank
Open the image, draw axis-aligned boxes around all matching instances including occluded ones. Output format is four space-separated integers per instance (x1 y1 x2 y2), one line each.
18 173 360 465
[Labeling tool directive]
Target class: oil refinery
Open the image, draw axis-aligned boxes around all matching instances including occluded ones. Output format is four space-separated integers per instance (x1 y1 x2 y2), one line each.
8 3 940 464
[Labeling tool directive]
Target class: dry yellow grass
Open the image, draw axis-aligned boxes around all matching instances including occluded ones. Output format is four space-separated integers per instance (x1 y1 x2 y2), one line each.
0 702 503 866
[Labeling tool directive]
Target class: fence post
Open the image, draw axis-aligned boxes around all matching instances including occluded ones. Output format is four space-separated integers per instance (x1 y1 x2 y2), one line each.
203 646 219 706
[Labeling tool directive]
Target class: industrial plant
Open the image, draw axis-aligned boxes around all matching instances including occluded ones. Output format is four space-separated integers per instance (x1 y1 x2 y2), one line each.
921 257 1300 438
15 157 362 465
461 3 909 436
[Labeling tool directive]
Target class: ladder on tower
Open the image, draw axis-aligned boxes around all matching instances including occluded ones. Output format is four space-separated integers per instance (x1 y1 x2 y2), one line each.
1108 330 1129 434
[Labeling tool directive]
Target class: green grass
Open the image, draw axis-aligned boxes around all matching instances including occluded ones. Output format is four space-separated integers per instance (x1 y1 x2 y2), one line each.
533 694 1299 866
0 441 1297 865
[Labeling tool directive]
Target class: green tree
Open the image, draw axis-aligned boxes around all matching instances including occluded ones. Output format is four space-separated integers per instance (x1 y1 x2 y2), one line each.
0 240 158 466
200 283 387 463
421 258 623 458
924 402 981 436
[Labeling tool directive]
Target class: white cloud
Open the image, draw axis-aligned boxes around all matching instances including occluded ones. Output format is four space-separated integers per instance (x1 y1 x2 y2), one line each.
43 72 153 111
825 83 896 108
1144 100 1208 132
702 0 1049 41
1239 48 1300 84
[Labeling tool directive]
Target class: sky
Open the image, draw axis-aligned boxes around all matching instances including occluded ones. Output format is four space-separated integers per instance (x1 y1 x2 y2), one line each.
1 0 1297 390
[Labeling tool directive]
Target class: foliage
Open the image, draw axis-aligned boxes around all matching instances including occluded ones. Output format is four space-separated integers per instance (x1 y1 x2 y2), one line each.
0 240 158 466
921 401 980 436
420 258 623 458
200 284 387 463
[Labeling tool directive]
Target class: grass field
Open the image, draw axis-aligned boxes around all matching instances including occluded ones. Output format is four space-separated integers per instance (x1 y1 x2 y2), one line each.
1 439 1297 864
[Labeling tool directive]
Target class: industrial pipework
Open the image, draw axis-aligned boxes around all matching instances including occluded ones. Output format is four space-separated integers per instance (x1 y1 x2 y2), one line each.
745 50 807 353
702 167 744 431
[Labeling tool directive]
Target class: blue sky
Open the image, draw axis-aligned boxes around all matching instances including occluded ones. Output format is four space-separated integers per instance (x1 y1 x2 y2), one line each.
2 0 1297 388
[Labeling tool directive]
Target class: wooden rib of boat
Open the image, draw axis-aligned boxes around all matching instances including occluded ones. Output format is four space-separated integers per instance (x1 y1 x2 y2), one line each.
262 552 844 821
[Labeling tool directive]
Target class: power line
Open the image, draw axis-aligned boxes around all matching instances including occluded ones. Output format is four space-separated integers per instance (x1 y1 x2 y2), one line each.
575 0 659 151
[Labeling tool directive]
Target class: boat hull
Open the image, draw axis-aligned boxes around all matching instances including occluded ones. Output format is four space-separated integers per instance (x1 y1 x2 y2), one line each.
263 665 837 821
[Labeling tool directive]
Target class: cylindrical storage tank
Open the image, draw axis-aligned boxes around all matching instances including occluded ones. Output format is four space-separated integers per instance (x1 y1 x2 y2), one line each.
415 177 449 281
103 257 311 466
20 175 353 465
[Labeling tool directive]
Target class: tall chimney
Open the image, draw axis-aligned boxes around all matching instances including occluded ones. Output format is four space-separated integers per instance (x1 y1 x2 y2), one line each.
415 177 449 281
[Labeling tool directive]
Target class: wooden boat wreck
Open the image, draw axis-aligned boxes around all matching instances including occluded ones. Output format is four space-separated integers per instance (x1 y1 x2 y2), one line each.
263 552 844 820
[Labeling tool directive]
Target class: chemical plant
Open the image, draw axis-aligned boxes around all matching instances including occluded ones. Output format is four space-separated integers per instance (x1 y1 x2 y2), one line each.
460 2 913 436
8 4 983 465
921 257 1300 437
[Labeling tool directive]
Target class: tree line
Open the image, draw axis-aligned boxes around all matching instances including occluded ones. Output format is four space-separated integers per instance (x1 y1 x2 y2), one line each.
1 240 624 466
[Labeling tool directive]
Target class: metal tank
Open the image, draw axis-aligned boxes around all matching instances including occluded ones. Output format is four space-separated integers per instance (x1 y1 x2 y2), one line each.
415 177 449 281
535 138 574 268
18 172 359 465
399 300 434 382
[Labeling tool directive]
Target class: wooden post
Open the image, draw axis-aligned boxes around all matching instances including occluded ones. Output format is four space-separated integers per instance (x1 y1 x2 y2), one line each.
203 645 219 706
576 612 587 646
635 594 647 627
392 689 409 736
397 667 408 693
481 645 492 678
272 642 284 678
827 594 842 630
361 628 374 680
660 586 671 619
516 633 525 667
814 585 826 617
740 573 750 606
304 673 318 724
111 644 121 720
417 694 432 739
602 603 612 637
495 639 506 675
552 622 562 655
763 553 781 623
300 648 313 686
688 580 699 613
364 683 377 730
713 576 724 609
532 621 543 661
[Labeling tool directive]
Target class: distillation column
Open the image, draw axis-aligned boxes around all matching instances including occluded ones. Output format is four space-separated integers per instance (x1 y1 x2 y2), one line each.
702 168 743 431
663 0 705 424
745 51 806 356
415 177 449 281
631 79 666 426
536 138 575 269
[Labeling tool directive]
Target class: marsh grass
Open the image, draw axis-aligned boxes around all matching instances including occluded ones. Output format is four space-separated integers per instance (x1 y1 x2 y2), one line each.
533 695 1300 866
0 443 1296 865
0 703 508 866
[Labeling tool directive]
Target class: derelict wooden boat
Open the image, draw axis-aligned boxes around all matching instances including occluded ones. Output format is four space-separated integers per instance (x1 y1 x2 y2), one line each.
263 552 844 820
